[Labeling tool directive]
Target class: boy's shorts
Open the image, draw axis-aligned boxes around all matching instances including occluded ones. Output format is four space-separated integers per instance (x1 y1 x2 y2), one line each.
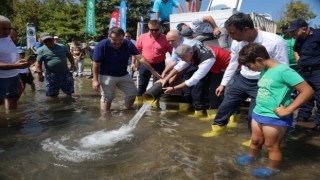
0 76 20 100
253 112 293 127
45 72 74 96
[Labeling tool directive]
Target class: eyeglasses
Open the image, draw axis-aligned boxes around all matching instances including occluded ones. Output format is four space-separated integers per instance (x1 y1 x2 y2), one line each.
149 28 160 32
43 38 53 43
125 35 131 38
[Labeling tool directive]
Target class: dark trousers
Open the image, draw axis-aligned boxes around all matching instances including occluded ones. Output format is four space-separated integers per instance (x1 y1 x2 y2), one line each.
213 73 258 129
297 69 320 125
138 61 165 96
182 72 210 110
208 73 223 109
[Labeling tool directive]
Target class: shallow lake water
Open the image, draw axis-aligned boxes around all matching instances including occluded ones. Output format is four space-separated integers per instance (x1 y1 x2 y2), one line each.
0 77 320 179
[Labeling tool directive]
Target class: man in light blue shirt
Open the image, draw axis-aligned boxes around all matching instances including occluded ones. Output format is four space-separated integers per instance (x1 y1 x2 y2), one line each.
153 0 184 22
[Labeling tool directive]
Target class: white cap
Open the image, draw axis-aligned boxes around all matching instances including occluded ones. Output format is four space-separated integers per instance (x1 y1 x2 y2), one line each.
54 36 59 39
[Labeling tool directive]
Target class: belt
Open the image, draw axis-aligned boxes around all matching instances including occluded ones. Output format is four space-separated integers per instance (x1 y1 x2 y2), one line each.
301 66 320 71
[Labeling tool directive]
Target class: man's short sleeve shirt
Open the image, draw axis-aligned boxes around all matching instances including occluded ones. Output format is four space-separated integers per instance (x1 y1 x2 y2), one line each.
93 39 140 77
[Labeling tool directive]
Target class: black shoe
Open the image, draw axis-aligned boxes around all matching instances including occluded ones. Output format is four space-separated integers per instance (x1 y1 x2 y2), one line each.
295 117 308 122
87 76 93 79
311 125 320 132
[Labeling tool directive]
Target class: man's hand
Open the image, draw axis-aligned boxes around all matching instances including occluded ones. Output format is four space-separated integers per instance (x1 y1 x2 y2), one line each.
213 27 221 37
38 73 44 82
151 70 162 80
215 85 225 97
70 64 77 72
92 80 100 92
16 60 31 69
163 86 174 93
156 78 168 87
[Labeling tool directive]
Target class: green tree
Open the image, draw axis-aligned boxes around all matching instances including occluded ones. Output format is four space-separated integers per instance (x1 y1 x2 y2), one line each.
0 0 14 19
278 0 317 30
11 0 42 45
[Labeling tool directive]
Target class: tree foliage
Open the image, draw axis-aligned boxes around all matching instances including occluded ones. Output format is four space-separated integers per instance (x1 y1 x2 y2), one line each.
277 0 317 30
5 0 152 45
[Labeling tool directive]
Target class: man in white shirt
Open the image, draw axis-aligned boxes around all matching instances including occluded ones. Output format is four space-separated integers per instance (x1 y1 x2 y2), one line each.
0 15 33 112
204 13 289 137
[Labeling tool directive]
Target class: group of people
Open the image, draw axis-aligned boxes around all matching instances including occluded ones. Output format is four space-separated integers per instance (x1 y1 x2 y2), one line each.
91 12 319 178
1 3 320 177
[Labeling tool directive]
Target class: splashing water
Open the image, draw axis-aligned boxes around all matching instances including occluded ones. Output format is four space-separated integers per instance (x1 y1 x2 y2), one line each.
42 103 152 162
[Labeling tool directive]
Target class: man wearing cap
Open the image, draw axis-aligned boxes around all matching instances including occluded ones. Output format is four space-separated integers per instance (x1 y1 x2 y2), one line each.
285 19 320 131
53 36 60 43
35 32 76 98
0 15 34 112
176 16 230 48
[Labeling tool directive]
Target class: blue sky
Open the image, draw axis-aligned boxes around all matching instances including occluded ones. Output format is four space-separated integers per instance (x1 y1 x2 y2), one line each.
172 0 320 26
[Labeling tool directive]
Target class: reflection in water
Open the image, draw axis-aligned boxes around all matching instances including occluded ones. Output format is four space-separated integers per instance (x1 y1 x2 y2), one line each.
0 78 319 179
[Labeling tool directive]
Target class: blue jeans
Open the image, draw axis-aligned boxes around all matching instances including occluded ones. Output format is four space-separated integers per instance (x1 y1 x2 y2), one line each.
297 68 320 125
208 73 223 109
137 61 165 96
213 73 258 129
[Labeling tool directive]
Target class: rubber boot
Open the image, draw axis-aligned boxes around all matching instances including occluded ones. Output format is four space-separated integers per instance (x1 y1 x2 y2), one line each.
167 103 191 113
200 109 217 121
201 125 227 137
241 139 252 147
179 103 191 112
134 96 143 106
151 99 160 109
188 110 205 118
227 113 240 128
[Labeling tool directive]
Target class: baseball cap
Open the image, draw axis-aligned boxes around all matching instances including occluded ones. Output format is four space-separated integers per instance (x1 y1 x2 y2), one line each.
284 19 308 32
54 36 59 39
179 27 193 37
40 32 53 41
176 23 186 31
18 49 25 54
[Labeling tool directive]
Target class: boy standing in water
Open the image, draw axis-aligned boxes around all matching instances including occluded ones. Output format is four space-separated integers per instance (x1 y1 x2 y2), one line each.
235 43 313 178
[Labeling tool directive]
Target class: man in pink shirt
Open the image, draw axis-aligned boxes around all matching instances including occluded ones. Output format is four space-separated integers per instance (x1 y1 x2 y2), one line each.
135 20 172 99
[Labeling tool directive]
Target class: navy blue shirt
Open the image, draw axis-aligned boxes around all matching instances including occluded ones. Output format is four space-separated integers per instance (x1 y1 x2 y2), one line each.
294 28 320 67
93 39 140 76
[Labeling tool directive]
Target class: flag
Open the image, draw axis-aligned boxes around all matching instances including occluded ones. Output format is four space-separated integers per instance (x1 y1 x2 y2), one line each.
109 9 120 29
26 24 36 49
85 0 96 35
120 0 127 32
139 15 145 36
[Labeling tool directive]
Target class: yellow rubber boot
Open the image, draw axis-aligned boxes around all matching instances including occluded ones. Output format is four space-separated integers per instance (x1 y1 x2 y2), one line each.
188 110 205 118
201 125 227 137
179 103 191 112
151 99 160 108
241 139 252 147
167 103 191 113
134 96 143 106
200 109 217 121
227 113 240 128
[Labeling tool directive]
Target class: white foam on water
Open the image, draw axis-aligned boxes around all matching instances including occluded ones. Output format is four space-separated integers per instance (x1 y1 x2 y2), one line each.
41 103 152 163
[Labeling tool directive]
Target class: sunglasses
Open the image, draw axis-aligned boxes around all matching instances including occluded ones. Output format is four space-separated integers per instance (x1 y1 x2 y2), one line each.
149 28 160 32
125 35 131 38
44 38 53 43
